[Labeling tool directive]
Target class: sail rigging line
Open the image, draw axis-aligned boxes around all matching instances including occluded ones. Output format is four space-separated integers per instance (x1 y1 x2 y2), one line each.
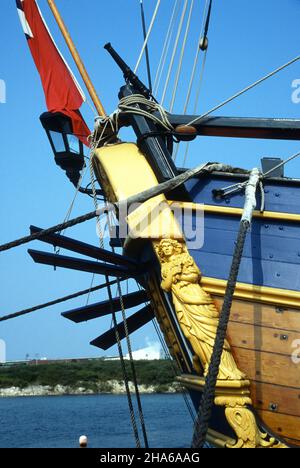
85 273 96 306
89 157 142 449
185 54 300 127
134 0 161 74
106 272 142 448
169 0 195 113
153 0 180 96
191 168 260 449
89 134 148 448
149 297 196 423
0 162 241 254
0 280 121 323
214 149 300 201
83 122 114 307
172 0 212 163
161 0 189 107
182 50 208 166
54 164 89 256
182 0 210 115
94 149 150 448
201 0 213 48
139 0 153 93
113 276 150 448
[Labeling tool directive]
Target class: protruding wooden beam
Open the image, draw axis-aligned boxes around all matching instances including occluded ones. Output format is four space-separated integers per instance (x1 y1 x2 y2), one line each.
62 290 149 323
47 0 106 117
30 226 138 269
90 305 155 350
28 249 139 279
167 115 300 141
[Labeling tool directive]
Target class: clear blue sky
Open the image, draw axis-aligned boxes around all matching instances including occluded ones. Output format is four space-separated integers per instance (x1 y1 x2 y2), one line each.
1 0 300 361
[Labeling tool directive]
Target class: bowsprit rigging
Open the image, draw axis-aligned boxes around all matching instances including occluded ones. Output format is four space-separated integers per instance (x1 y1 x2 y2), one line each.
4 0 300 449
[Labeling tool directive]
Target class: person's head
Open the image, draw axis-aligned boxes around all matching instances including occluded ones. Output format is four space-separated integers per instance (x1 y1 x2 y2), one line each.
157 239 183 261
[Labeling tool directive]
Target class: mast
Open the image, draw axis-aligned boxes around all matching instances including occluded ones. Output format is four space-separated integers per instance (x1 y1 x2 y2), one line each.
47 0 106 117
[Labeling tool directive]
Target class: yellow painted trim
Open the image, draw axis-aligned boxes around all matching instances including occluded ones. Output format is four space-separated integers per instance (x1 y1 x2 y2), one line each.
202 277 300 309
206 429 236 448
169 201 300 223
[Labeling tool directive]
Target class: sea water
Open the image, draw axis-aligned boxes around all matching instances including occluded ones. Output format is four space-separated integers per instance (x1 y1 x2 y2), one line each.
0 394 194 448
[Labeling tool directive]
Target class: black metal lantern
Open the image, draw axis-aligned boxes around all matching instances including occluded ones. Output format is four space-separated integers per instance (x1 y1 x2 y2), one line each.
40 111 85 187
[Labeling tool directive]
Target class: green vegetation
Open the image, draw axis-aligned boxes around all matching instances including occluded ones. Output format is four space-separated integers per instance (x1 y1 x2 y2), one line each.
0 359 178 392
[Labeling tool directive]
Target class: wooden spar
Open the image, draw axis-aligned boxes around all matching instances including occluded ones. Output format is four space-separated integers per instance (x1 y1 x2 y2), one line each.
47 0 106 117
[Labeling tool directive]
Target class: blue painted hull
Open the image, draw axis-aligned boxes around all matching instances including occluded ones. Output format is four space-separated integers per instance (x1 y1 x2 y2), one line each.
184 174 300 292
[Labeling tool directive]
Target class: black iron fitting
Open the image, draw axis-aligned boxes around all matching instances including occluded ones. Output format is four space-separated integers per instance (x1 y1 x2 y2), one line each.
104 42 155 101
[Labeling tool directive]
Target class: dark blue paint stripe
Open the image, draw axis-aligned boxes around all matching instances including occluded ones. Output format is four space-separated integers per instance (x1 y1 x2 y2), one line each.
186 175 300 214
190 250 300 291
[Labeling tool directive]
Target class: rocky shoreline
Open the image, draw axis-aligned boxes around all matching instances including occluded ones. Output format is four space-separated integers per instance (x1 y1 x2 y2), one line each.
0 380 182 398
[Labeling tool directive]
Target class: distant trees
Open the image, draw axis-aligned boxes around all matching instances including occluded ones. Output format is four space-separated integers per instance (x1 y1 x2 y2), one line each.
0 359 178 391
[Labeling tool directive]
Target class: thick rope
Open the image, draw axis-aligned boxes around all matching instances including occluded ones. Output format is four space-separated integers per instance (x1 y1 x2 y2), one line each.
89 134 145 447
105 272 142 448
118 94 173 132
216 149 300 200
191 220 249 448
0 163 244 254
191 168 260 448
115 277 149 448
0 280 121 323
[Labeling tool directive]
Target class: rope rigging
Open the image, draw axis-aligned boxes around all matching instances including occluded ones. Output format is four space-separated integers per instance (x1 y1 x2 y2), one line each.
139 0 153 93
186 53 300 127
89 131 149 448
161 0 189 107
0 280 121 323
153 0 180 96
0 162 246 254
191 168 261 448
214 149 300 203
172 0 212 164
134 0 161 75
169 0 195 113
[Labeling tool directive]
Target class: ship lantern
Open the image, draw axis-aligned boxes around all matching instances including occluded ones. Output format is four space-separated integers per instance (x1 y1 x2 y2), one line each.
40 112 85 187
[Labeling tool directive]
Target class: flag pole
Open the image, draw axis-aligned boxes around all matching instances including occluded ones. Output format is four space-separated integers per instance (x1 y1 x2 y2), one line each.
47 0 106 117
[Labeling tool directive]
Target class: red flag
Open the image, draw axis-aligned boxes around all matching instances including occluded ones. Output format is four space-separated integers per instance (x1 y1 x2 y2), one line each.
16 0 90 145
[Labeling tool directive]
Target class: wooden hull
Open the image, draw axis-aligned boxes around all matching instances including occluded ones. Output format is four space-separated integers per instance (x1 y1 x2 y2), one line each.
177 172 300 447
215 297 300 445
92 143 299 447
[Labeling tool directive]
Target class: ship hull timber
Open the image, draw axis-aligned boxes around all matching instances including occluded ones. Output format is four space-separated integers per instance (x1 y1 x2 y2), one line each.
92 141 299 447
168 172 300 446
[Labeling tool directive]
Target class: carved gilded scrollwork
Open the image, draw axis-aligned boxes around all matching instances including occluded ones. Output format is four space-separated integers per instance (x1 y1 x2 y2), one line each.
155 238 288 448
215 396 287 449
